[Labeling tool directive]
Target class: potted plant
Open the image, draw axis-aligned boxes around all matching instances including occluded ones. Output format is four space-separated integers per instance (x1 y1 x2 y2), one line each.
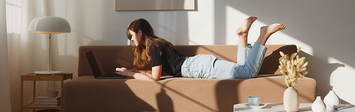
279 48 308 112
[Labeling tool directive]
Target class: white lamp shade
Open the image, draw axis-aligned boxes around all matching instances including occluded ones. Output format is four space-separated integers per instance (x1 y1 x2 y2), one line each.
29 16 71 34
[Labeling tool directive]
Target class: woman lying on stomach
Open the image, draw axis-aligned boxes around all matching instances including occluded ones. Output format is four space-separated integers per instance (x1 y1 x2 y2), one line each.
115 17 286 81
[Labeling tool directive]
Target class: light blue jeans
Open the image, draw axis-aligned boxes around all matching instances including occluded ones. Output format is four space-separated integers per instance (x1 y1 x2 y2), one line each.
181 42 267 79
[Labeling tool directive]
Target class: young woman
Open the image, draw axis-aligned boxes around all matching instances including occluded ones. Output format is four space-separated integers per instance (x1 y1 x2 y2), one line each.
115 17 286 81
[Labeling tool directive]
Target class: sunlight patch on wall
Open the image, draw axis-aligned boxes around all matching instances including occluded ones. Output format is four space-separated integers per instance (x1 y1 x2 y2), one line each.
328 57 355 104
187 0 214 45
225 5 266 45
225 5 313 55
225 5 274 46
225 5 247 45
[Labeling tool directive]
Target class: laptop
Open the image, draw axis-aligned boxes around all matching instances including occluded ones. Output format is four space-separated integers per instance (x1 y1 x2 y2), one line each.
84 51 126 79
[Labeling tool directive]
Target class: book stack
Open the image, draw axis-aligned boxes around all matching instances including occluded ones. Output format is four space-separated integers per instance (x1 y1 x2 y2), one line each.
34 96 61 107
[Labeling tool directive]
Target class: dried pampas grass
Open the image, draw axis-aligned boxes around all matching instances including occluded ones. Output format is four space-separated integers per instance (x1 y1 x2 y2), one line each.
279 48 308 87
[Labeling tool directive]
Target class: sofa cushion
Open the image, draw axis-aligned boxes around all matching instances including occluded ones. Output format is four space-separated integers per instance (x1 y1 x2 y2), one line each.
64 75 315 112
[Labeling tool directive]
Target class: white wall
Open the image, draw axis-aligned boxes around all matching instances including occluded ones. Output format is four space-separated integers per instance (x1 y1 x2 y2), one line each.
46 0 355 104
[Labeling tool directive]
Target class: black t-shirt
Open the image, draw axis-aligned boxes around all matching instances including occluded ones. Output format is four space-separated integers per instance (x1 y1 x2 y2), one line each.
149 41 186 77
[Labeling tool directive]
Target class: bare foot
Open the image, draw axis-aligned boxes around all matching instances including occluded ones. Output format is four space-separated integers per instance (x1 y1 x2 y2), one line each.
260 23 286 36
257 23 287 45
236 16 257 36
236 17 257 46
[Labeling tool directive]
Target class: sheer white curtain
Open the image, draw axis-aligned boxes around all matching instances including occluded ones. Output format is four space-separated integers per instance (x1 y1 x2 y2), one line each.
0 0 12 111
6 0 48 111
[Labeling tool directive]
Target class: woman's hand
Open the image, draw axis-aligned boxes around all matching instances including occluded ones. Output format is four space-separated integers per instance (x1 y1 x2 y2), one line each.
114 66 162 81
115 67 130 77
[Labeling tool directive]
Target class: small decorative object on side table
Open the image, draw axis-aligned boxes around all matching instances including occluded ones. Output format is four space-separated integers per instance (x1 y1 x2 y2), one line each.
233 103 355 112
279 48 309 112
20 73 73 112
324 90 341 110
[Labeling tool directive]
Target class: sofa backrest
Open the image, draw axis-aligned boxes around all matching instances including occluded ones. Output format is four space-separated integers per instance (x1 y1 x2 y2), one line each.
78 45 296 76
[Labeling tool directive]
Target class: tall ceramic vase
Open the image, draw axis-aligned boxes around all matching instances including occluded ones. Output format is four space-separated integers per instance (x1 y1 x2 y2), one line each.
283 87 299 112
312 96 326 112
323 91 340 110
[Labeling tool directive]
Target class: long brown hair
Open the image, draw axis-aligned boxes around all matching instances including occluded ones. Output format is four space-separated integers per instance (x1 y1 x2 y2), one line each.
127 18 173 69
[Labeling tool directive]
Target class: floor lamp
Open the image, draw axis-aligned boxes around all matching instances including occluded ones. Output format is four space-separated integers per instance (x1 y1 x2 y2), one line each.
28 16 71 75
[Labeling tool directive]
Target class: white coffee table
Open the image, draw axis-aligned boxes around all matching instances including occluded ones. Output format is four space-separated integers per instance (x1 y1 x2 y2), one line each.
233 103 355 112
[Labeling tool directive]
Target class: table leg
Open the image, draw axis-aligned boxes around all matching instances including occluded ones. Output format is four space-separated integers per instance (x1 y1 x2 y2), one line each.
33 81 36 112
61 80 64 112
21 79 23 112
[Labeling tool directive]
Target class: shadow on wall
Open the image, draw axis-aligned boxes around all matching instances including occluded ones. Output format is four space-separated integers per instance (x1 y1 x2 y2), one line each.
259 45 297 74
298 51 344 98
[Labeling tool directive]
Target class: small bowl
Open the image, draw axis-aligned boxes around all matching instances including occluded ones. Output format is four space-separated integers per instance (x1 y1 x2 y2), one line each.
245 103 267 109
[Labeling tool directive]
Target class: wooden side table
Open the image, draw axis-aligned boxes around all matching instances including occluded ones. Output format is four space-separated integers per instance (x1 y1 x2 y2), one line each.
21 73 73 112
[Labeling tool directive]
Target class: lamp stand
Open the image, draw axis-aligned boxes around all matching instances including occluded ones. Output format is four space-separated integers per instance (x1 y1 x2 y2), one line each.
34 34 62 75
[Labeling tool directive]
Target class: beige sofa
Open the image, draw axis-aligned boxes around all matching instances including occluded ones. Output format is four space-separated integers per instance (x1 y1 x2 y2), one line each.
63 45 316 112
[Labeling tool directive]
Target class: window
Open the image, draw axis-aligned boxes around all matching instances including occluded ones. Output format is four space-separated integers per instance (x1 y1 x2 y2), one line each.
6 0 21 34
